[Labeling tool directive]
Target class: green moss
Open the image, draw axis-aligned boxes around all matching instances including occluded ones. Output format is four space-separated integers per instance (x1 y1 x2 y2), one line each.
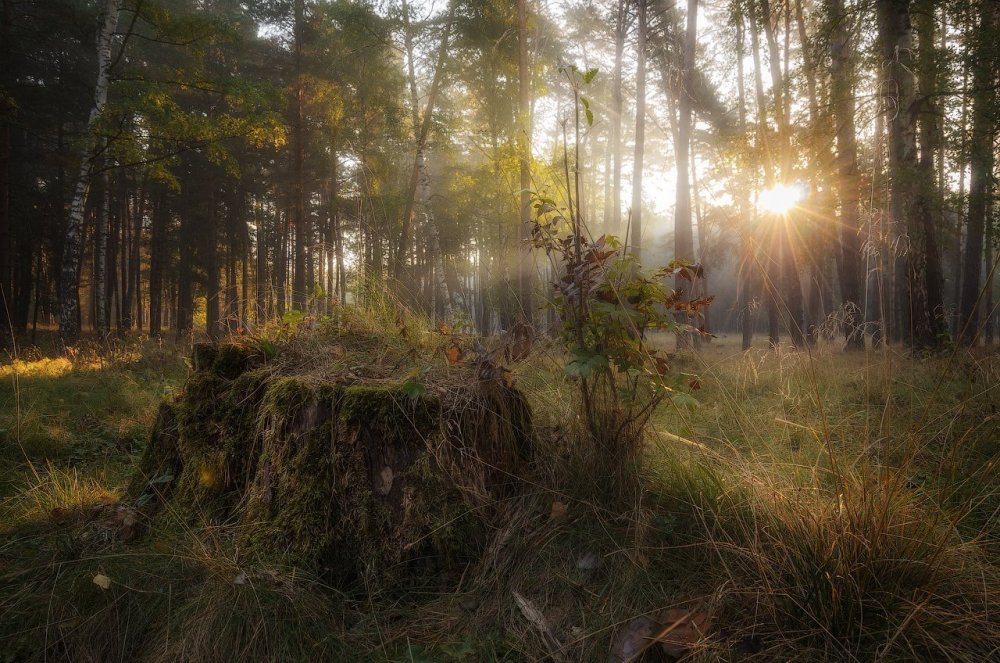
128 366 504 593
243 382 357 572
142 366 271 520
192 342 260 380
339 383 440 435
127 400 182 504
238 380 484 587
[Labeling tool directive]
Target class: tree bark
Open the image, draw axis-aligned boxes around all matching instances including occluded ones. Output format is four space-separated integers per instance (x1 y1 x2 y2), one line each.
735 14 755 351
611 0 626 233
148 185 167 336
206 186 221 339
0 0 11 343
958 1 998 345
291 0 307 312
913 0 946 345
517 0 534 323
879 0 941 350
829 0 864 350
630 0 647 260
95 169 109 334
394 0 457 279
58 0 121 345
674 0 697 348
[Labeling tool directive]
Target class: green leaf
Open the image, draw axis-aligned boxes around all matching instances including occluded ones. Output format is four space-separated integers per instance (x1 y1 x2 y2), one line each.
150 472 175 485
671 391 700 410
402 378 426 401
583 67 599 84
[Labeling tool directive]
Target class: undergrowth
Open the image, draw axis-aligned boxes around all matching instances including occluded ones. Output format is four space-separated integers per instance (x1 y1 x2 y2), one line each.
1 317 998 661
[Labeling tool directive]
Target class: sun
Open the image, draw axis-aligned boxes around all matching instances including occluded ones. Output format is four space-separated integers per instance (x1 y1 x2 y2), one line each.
759 183 806 215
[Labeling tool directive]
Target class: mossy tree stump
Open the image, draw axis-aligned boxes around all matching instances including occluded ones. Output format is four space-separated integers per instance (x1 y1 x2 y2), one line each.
131 342 533 587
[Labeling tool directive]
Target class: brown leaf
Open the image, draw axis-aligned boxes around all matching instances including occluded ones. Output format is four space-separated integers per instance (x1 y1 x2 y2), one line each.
93 573 112 590
656 608 710 658
610 607 710 662
549 500 568 522
445 343 464 365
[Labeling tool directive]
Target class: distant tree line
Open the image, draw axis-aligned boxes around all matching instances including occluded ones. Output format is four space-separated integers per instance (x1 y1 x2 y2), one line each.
0 0 997 351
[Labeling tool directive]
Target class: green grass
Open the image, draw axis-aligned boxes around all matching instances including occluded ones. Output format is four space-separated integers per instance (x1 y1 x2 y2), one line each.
1 328 998 661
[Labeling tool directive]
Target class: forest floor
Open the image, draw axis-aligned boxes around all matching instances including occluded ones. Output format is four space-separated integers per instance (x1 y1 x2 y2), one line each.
1 322 998 662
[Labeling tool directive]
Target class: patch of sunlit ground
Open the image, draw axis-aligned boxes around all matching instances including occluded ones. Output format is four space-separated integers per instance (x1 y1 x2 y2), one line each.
0 336 188 506
0 356 76 378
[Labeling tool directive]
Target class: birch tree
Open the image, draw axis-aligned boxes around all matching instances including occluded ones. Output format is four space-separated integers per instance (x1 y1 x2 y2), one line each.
58 0 121 344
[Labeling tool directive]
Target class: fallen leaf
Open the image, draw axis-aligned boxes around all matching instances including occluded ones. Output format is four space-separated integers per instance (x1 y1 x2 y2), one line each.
376 466 394 496
233 572 247 585
657 608 710 658
609 616 658 662
549 500 568 522
610 607 711 662
445 343 464 365
93 574 111 590
576 550 602 571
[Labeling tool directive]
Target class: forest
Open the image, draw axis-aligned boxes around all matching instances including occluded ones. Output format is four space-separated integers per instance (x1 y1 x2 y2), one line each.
0 0 998 661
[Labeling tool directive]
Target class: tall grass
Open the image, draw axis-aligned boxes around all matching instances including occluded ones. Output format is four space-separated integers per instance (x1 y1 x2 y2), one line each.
1 327 998 661
640 339 1000 660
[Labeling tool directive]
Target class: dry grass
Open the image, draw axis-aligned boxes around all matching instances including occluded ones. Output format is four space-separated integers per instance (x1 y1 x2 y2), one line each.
1 323 998 661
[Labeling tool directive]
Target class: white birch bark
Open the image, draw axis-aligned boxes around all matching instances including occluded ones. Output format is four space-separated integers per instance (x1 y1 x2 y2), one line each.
58 0 120 344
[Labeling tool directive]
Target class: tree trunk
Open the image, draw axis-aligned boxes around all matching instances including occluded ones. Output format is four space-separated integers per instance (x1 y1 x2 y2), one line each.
394 0 457 279
206 187 221 339
674 0 697 348
149 185 167 336
291 0 307 312
611 0 626 233
517 0 534 324
829 0 864 350
913 0 946 345
58 0 121 345
748 0 779 347
95 169 109 334
630 0 647 260
984 197 995 345
123 180 143 330
879 0 940 350
958 1 998 345
0 0 11 344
